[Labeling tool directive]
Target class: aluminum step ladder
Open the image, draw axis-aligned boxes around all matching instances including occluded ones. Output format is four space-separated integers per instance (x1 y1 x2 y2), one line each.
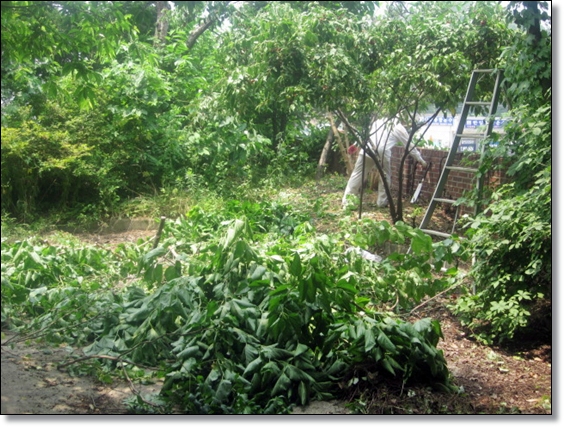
418 69 503 239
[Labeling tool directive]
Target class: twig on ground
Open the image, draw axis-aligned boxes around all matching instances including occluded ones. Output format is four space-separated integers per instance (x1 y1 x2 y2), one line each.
119 361 163 409
57 354 154 371
390 294 400 312
409 283 461 315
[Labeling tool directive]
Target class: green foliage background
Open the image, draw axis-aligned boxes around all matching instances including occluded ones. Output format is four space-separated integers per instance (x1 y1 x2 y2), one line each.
2 0 514 222
0 0 552 413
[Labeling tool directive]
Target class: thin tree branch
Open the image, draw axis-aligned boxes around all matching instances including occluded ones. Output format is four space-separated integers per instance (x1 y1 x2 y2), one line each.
186 16 216 49
57 354 154 371
120 360 164 409
409 282 461 315
186 1 235 50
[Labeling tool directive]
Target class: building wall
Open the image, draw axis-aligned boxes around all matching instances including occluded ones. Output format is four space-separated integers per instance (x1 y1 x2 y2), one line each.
417 115 508 151
380 146 509 215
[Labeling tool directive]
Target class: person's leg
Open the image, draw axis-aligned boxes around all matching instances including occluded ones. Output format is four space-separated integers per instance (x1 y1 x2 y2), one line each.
342 151 375 206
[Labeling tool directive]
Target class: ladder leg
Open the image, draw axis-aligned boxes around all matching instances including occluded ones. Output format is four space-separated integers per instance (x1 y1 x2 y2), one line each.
418 69 502 240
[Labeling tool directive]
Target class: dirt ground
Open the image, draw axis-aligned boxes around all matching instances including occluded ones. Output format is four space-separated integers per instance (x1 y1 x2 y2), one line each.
0 190 553 415
1 333 162 415
406 298 551 415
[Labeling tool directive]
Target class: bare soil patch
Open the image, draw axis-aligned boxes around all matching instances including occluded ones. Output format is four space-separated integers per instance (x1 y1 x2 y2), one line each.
404 298 550 414
1 333 162 414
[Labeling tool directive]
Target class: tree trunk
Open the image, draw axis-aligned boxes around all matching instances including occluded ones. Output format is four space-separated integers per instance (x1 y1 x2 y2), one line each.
396 149 410 223
316 127 334 181
154 1 170 47
328 113 353 176
365 145 398 222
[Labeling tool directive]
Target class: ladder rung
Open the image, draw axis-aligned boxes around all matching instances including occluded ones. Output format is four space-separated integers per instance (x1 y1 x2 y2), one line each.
465 101 491 106
445 166 478 173
421 229 451 239
473 69 496 73
456 133 485 138
433 198 457 204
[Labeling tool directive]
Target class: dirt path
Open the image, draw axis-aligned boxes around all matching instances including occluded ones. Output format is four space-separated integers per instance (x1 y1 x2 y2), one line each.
1 333 163 415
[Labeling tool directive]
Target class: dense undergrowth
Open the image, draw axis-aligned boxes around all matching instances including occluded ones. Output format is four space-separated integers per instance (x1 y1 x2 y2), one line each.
1 187 467 414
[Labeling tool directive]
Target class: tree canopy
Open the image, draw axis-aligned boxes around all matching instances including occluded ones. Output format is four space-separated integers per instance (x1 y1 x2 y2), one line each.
1 0 550 221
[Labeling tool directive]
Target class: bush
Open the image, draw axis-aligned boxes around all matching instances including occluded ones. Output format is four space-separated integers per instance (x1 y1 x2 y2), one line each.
1 117 96 220
453 168 551 344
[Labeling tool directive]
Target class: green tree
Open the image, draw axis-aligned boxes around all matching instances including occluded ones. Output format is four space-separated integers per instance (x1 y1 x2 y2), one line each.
344 1 511 222
1 1 273 220
502 1 551 110
217 1 511 221
219 2 374 146
1 1 135 111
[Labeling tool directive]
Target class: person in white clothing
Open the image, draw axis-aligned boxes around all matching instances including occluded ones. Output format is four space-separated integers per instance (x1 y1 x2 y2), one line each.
342 119 427 208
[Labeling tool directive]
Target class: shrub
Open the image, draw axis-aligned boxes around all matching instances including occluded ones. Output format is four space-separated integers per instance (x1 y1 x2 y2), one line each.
453 102 551 345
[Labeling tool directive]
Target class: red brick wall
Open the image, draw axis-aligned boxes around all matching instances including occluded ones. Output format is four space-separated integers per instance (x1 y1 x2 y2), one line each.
382 146 509 214
338 146 508 215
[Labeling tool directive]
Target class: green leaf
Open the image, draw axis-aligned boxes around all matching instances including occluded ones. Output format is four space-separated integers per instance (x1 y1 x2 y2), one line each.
243 357 264 376
377 330 396 353
381 358 396 375
270 284 291 297
305 278 316 303
207 368 220 383
411 233 432 254
261 344 292 360
126 305 151 322
293 343 309 357
223 219 247 249
142 247 167 264
244 342 259 364
176 345 200 359
364 328 376 352
180 358 197 374
272 372 291 396
250 265 268 281
327 359 347 376
336 281 358 294
298 381 308 406
216 379 232 402
289 252 302 277
165 263 181 281
151 263 163 284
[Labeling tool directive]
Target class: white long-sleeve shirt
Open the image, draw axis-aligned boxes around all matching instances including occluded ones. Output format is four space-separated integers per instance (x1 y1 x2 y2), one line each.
365 119 427 165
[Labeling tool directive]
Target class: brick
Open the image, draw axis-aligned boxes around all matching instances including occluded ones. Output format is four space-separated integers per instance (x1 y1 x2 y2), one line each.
373 146 510 205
